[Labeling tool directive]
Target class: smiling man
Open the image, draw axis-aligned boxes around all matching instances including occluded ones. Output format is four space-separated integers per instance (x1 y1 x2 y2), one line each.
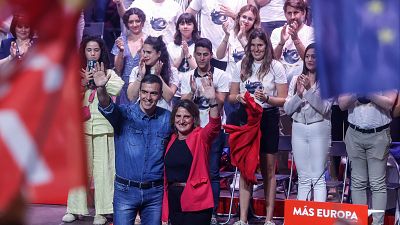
96 73 171 225
270 0 314 82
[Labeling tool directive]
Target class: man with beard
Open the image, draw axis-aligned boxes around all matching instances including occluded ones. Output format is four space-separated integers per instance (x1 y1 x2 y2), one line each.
270 0 314 82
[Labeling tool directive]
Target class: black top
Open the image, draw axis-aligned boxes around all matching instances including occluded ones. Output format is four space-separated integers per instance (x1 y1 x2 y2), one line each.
165 139 193 183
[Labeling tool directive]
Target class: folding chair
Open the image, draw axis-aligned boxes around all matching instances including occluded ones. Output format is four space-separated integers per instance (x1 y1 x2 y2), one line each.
387 142 400 225
326 141 348 203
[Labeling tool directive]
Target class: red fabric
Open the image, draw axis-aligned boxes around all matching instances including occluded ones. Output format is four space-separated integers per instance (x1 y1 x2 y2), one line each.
0 1 86 210
162 116 221 221
223 92 263 184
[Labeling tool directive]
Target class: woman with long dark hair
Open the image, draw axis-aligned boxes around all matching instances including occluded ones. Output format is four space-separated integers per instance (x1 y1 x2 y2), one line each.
127 35 178 110
111 7 146 105
283 43 333 202
62 36 124 225
167 13 200 105
228 28 288 225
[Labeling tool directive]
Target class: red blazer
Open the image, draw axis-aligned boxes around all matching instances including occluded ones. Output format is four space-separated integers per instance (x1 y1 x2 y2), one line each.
162 115 221 221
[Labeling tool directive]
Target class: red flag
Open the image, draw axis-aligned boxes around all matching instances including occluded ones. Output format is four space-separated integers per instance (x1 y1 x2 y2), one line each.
223 92 263 184
0 0 87 210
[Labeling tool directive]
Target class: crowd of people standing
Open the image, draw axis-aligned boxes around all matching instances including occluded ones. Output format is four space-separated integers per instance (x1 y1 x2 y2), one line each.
1 1 399 225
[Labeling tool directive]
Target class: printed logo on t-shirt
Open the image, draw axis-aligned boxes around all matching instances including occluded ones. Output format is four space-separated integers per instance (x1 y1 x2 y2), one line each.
232 50 245 62
150 17 167 31
178 58 190 72
283 48 300 64
244 81 263 94
210 9 228 25
194 96 210 110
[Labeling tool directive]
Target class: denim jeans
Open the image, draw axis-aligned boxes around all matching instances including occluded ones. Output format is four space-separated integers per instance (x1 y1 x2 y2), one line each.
209 130 226 214
261 21 286 37
113 180 163 225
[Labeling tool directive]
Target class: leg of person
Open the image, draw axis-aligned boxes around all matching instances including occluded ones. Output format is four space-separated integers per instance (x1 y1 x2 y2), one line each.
209 130 225 220
344 128 368 205
63 134 93 222
259 108 279 224
366 129 391 225
140 185 163 225
168 186 185 225
183 208 213 225
92 134 115 223
113 181 141 225
308 120 331 202
260 153 277 223
236 175 252 224
291 122 312 201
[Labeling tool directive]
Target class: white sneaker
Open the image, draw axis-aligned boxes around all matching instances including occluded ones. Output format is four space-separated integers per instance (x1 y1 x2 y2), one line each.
62 213 77 223
264 221 276 225
233 220 248 225
93 214 107 225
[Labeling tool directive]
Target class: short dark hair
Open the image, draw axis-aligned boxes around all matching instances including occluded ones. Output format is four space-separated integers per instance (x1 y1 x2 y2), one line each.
140 74 163 93
123 7 146 29
170 99 200 131
283 0 307 13
195 38 213 53
10 14 34 39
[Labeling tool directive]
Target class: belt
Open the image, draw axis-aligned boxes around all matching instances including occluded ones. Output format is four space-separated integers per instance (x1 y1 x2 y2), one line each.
168 182 186 187
349 123 390 134
115 176 163 189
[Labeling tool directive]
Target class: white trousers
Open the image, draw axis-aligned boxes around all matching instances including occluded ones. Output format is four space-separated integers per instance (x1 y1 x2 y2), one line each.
292 120 331 202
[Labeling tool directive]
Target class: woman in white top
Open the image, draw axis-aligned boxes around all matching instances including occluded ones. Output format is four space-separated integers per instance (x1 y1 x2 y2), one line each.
216 4 260 75
229 28 288 225
283 43 333 202
127 36 179 111
167 13 200 106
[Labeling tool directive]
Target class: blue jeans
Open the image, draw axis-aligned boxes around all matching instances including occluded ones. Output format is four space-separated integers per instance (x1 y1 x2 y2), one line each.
261 21 286 37
113 180 163 225
209 130 226 214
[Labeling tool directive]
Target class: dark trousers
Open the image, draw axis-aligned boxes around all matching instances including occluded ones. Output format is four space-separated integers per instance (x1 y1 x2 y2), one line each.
168 186 213 225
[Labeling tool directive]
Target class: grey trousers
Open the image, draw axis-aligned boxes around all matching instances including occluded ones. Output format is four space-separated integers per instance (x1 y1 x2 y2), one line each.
345 127 391 225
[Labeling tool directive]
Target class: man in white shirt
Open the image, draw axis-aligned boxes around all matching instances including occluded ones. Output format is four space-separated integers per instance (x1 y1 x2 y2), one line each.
338 90 398 225
114 0 183 43
270 0 314 82
181 38 230 224
186 0 253 71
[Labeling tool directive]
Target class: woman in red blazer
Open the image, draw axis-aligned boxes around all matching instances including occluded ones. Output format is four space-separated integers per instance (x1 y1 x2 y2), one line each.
162 77 222 225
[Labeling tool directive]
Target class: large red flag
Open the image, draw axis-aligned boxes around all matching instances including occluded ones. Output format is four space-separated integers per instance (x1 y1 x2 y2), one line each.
0 0 87 210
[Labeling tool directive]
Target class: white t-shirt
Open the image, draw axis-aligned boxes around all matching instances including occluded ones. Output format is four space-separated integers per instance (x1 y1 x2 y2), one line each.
224 31 245 80
232 60 287 108
129 66 180 111
167 42 196 96
128 0 183 43
270 24 314 82
181 67 230 127
259 0 286 23
188 0 247 61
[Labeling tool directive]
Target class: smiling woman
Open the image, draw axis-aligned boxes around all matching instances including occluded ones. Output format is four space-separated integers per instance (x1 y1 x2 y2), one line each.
127 35 179 111
0 14 35 66
162 77 221 225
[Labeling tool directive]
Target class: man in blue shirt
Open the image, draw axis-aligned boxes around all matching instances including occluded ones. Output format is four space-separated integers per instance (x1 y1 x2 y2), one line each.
95 68 171 225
